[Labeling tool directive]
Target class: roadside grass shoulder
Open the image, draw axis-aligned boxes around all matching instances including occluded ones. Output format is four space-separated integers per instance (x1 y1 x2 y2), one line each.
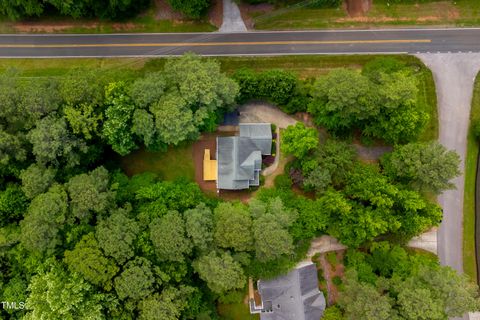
463 72 480 282
252 0 480 30
0 6 215 34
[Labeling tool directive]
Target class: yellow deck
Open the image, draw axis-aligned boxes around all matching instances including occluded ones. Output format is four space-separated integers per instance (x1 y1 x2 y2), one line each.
203 149 217 181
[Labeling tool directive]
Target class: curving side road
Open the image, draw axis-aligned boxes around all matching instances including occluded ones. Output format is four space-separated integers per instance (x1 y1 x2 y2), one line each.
416 54 480 276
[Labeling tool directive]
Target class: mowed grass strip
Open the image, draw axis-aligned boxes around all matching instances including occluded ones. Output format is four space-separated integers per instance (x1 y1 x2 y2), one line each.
119 144 195 181
463 73 480 282
253 0 480 30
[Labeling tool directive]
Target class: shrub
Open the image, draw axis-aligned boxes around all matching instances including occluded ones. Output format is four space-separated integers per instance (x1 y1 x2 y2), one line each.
274 174 293 190
332 276 343 286
167 0 211 18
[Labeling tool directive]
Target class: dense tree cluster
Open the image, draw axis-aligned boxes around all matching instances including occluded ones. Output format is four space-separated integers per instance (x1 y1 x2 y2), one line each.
309 58 428 143
0 0 150 20
339 243 480 319
0 54 474 319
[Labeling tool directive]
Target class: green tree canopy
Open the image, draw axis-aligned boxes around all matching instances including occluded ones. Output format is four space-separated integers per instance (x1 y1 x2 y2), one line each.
281 122 319 159
184 203 214 252
381 141 461 194
64 233 119 291
20 184 68 253
66 166 114 221
193 251 246 294
150 210 192 262
96 206 140 265
213 202 253 252
20 164 56 199
102 81 137 156
27 115 88 168
24 263 106 320
114 257 155 301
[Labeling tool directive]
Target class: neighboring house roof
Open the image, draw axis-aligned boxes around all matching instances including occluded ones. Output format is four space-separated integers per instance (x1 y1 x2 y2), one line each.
239 123 272 155
257 262 326 320
216 123 272 190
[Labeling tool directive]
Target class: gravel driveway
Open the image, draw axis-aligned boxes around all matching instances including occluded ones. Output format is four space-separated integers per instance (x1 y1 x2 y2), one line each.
416 54 480 276
239 102 297 128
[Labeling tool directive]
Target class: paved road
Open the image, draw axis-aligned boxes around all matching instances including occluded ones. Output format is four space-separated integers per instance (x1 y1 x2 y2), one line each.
1 28 480 57
417 54 480 274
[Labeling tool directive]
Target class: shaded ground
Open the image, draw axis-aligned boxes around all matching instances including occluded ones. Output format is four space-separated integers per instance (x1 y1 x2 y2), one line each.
315 250 346 306
353 144 392 162
120 144 194 181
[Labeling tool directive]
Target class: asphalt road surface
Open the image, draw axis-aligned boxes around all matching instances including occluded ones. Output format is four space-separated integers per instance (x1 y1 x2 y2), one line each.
0 27 480 57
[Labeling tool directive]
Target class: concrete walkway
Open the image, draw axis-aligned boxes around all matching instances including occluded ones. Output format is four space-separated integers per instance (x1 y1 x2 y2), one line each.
416 53 480 275
219 0 247 32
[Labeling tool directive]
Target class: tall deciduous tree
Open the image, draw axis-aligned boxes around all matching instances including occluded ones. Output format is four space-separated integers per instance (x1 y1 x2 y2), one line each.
281 122 319 159
213 202 253 252
130 72 167 109
103 81 137 156
27 115 88 168
24 263 106 320
19 164 56 199
64 233 119 291
66 166 114 221
339 271 394 320
250 198 296 262
96 206 140 265
381 141 461 194
152 92 198 145
193 251 246 294
184 203 214 252
114 257 155 301
20 185 68 253
150 210 192 262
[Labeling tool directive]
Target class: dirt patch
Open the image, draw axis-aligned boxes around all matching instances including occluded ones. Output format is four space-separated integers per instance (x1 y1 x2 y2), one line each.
208 0 223 28
155 0 185 20
13 21 98 33
238 2 274 30
346 0 371 17
316 250 345 305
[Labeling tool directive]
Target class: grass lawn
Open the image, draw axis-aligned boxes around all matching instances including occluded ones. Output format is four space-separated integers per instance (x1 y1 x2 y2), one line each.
119 144 195 181
463 73 480 282
253 0 480 30
217 303 259 320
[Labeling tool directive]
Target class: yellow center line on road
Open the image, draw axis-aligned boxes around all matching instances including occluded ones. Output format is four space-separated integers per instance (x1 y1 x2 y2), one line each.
0 39 432 48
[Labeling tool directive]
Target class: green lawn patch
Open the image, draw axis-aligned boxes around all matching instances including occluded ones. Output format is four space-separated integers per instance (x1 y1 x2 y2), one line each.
463 73 480 282
119 144 195 181
253 0 480 30
217 303 259 320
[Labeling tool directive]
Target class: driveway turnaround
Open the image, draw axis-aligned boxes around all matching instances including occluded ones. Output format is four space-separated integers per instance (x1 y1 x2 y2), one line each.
416 54 480 274
2 28 480 57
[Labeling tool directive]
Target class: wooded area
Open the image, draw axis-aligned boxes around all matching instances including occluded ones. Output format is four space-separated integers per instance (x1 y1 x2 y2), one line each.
0 54 477 319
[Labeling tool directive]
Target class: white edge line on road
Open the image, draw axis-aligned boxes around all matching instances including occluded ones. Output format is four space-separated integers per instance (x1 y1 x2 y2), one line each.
0 51 409 58
1 27 480 36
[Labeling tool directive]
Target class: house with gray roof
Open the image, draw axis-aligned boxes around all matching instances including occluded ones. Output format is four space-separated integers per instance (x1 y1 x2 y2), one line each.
250 262 326 320
216 123 272 190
